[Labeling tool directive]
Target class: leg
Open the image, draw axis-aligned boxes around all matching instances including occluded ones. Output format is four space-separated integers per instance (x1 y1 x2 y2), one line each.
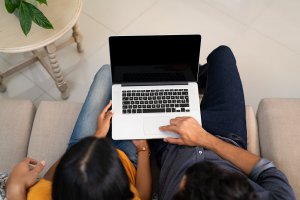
200 46 247 148
72 23 83 53
45 43 69 100
0 74 6 93
68 65 112 147
67 65 137 166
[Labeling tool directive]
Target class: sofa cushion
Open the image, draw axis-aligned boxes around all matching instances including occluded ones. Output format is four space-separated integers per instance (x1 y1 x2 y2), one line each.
27 101 82 176
0 100 35 172
257 98 300 198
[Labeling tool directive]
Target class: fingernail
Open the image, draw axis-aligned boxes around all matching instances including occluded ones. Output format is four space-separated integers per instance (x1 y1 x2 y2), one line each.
41 160 46 166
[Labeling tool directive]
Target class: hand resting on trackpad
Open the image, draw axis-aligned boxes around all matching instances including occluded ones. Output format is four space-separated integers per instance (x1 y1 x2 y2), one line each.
143 117 179 138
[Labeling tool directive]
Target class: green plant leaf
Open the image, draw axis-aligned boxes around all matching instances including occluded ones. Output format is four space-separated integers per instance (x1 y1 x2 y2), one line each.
11 0 21 7
36 0 47 5
26 2 53 29
19 1 33 35
5 0 17 13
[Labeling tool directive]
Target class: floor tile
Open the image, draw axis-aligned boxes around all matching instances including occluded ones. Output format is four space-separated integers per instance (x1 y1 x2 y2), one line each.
252 0 300 54
231 29 300 111
83 0 159 33
201 0 273 25
120 0 248 63
0 72 44 101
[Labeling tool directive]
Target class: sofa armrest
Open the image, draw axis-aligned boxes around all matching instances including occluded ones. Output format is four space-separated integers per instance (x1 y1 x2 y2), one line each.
0 100 35 172
27 101 82 176
257 98 300 198
246 105 260 155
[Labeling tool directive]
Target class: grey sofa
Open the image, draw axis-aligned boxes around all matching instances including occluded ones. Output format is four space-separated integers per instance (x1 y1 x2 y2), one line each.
0 99 299 198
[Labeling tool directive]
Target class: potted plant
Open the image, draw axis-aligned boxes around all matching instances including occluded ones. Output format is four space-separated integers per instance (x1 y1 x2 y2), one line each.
4 0 53 35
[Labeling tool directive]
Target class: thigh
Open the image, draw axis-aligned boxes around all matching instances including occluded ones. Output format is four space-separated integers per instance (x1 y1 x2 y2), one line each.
200 46 247 148
68 65 112 148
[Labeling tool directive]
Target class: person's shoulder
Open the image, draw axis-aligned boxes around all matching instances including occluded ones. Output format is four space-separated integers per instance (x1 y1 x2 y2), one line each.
27 178 52 200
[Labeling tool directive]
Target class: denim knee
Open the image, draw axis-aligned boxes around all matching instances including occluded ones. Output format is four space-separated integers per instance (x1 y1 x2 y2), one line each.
94 64 111 81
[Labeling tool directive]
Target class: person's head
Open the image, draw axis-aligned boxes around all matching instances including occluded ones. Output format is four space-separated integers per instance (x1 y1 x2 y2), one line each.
52 137 133 200
173 161 258 200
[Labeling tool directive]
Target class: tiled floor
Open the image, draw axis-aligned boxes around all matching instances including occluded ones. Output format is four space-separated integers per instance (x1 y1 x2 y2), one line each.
1 0 300 111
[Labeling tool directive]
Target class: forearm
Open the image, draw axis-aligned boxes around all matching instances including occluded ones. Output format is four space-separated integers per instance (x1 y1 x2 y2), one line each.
201 132 260 175
135 151 152 200
6 184 26 200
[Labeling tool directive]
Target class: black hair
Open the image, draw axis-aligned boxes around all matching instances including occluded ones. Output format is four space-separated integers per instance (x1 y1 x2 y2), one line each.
173 161 259 200
52 137 133 200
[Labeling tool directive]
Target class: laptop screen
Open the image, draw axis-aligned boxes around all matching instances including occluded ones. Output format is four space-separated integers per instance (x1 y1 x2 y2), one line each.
109 35 201 84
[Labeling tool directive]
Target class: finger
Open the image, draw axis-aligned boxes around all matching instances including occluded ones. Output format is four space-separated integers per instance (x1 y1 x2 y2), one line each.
104 111 113 121
170 118 180 126
159 125 180 134
32 160 46 175
174 116 189 120
24 157 38 165
100 101 112 117
164 137 183 145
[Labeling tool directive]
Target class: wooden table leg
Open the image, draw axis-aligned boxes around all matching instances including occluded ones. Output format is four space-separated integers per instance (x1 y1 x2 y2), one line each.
72 23 84 53
44 43 69 99
0 74 7 93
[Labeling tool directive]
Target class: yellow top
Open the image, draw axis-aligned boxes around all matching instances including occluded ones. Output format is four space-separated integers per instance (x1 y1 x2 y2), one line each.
27 149 140 200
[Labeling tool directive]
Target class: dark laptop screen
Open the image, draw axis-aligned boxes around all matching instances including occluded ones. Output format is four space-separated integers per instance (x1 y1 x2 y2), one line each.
109 35 201 84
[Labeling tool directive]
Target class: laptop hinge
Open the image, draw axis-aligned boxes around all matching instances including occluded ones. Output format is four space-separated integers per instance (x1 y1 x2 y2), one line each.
121 82 188 87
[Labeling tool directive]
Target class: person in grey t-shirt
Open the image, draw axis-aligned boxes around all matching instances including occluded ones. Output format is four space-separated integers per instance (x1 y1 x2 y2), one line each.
150 46 296 200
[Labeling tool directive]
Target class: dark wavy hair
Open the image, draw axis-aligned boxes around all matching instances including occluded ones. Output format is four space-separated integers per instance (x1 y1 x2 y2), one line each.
52 137 133 200
173 161 259 200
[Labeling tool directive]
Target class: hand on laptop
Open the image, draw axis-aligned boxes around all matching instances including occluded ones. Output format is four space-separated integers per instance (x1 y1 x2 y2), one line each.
95 101 113 138
160 117 210 147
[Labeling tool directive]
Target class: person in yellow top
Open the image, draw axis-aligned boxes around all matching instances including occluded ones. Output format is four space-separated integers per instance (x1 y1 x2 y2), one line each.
6 65 152 200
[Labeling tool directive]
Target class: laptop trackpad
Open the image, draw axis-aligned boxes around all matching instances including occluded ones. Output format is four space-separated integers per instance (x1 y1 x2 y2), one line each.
143 117 179 138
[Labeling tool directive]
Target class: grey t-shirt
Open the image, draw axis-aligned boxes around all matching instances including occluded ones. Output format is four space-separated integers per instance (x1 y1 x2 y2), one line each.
158 144 296 200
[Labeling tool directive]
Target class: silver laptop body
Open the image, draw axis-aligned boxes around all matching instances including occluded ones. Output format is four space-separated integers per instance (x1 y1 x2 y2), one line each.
110 35 202 140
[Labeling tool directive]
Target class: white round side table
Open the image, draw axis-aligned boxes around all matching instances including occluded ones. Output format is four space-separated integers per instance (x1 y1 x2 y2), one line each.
0 0 83 99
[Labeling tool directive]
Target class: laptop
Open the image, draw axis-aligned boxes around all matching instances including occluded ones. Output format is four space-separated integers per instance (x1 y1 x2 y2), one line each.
109 35 202 140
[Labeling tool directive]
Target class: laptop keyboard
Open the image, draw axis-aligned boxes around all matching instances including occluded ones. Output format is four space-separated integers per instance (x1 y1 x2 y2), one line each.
122 89 190 114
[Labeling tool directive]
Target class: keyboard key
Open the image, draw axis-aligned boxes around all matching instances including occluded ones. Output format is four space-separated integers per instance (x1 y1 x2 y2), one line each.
123 110 126 114
127 109 132 113
143 109 165 113
137 109 142 113
166 108 171 112
180 104 189 107
132 109 137 113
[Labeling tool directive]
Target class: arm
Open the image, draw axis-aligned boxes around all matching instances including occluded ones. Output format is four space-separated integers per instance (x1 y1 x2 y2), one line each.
6 158 45 200
160 117 260 175
133 140 152 200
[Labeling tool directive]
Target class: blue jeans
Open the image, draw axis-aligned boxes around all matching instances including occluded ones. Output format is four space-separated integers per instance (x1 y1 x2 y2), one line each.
68 65 137 167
